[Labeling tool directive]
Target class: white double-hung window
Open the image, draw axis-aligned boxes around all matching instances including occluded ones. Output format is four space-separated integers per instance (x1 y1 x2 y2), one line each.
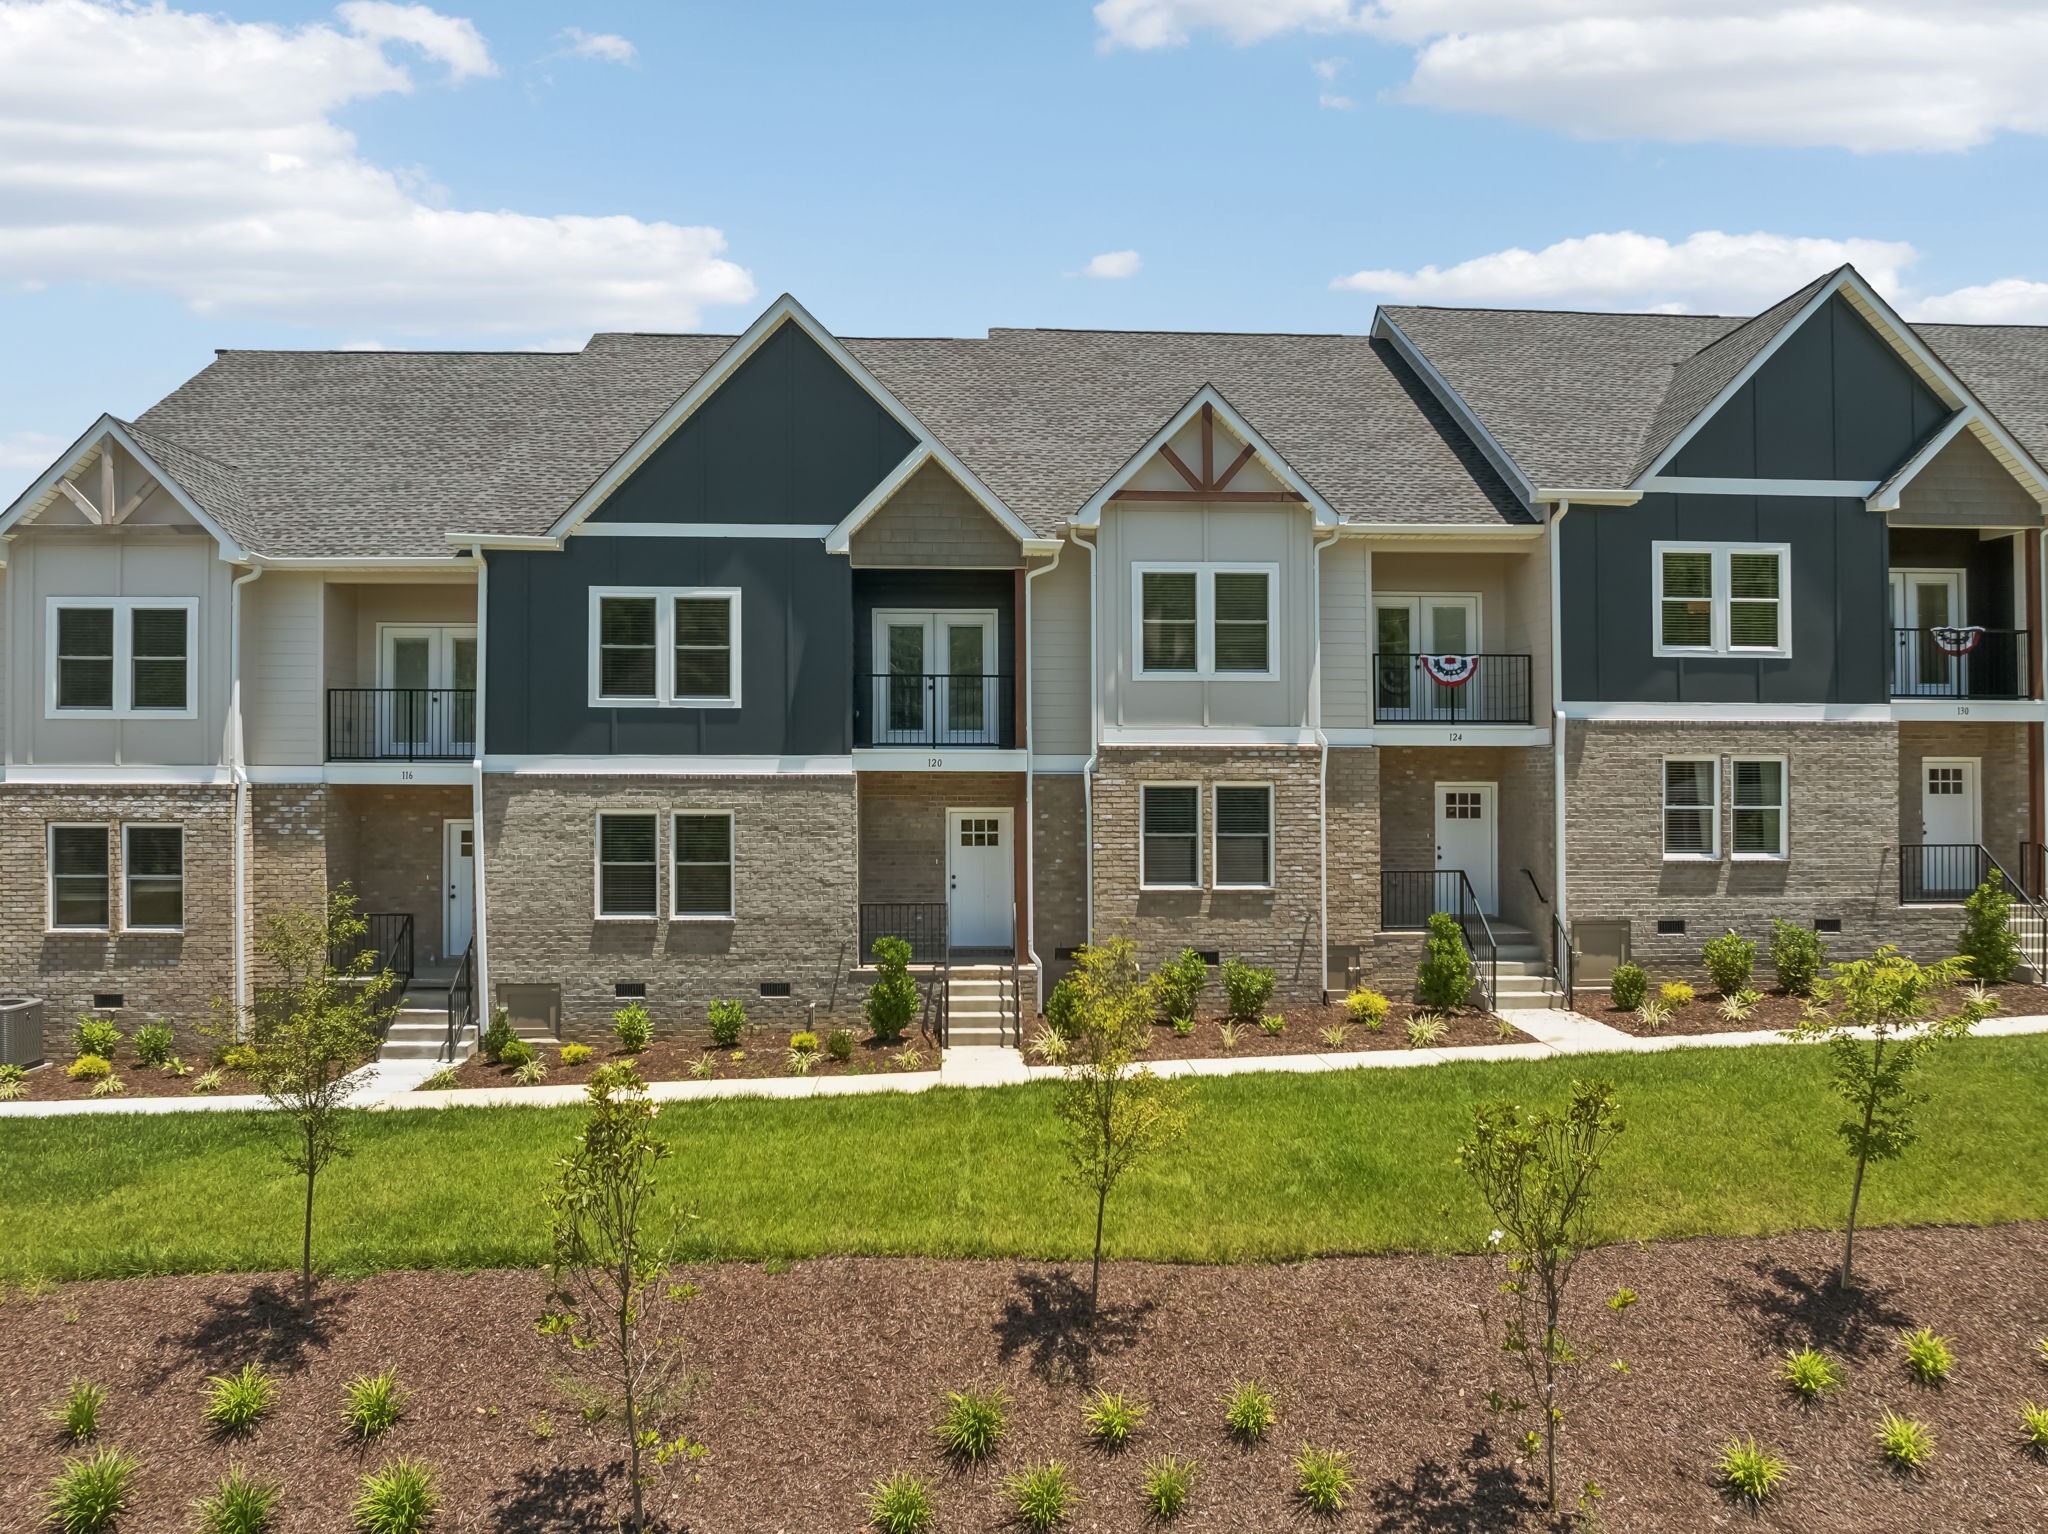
1662 758 1719 860
1132 564 1276 678
1140 784 1201 888
1653 544 1789 657
1731 757 1787 859
46 598 198 717
589 588 741 707
1213 784 1274 889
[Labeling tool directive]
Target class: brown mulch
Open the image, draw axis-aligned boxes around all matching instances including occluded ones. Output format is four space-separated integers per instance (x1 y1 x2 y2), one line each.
1128 1002 1530 1060
9 1053 274 1103
441 1027 929 1090
1598 982 2048 1039
4 1226 2046 1532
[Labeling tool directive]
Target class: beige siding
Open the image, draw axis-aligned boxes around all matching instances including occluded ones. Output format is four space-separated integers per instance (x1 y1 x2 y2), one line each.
323 584 359 688
850 460 1022 568
1503 539 1552 716
1319 538 1370 728
1030 548 1090 756
0 568 8 763
1893 430 2043 528
242 572 324 766
347 585 477 683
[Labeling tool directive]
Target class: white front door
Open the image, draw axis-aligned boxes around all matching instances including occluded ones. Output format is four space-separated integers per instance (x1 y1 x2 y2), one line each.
947 808 1014 951
380 625 479 754
872 611 999 744
1919 758 1981 896
1890 571 1966 696
443 818 476 960
1376 595 1482 717
1434 781 1498 915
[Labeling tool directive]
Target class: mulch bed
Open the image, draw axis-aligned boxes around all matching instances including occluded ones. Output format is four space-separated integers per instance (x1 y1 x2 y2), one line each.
7 1054 275 1103
1598 982 2048 1039
440 1028 935 1090
3 1225 2045 1531
1121 1003 1530 1061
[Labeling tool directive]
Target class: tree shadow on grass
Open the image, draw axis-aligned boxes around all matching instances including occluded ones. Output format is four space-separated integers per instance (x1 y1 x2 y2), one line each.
1715 1258 1914 1360
144 1280 343 1383
490 1462 625 1533
1367 1436 1541 1533
992 1269 1156 1387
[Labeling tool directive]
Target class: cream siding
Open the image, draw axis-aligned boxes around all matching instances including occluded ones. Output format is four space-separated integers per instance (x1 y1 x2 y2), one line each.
323 584 359 688
1318 538 1370 729
1891 429 2044 529
346 584 478 684
242 572 324 766
1029 547 1090 757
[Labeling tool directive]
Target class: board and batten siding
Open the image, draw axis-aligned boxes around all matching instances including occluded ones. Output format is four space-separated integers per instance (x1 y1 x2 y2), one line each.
1318 538 1370 730
241 572 324 766
1029 548 1090 757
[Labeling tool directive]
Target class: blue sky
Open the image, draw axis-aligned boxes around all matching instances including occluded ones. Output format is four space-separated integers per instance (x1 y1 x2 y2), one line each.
5 0 2048 495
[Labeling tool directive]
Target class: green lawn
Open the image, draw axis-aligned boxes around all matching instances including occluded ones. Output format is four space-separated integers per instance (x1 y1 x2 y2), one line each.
3 1036 2045 1281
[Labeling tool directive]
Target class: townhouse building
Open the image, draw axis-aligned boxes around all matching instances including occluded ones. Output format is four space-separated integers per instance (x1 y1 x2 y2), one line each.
3 266 2044 1051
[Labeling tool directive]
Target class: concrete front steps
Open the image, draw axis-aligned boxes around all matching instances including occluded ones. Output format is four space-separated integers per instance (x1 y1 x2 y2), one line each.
945 964 1036 1047
377 962 484 1063
1479 921 1566 1011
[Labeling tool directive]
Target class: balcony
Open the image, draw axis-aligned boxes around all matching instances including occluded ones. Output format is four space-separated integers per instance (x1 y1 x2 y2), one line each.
853 672 1016 749
1890 628 2031 700
1373 653 1532 725
326 688 476 762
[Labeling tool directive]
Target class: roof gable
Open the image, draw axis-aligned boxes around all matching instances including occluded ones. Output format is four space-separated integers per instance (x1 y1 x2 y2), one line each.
1075 387 1333 527
0 415 248 557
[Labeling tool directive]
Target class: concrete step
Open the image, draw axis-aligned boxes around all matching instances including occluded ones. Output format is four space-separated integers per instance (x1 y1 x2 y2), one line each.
1488 956 1551 975
948 1026 1013 1046
1496 989 1565 1012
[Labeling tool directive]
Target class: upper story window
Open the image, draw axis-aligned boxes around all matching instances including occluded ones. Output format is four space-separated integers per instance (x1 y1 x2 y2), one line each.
46 598 197 718
1653 544 1790 658
589 588 741 708
1133 564 1276 679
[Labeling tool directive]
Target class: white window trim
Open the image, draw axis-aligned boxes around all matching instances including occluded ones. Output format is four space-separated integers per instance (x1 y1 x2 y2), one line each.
46 822 111 932
1211 781 1275 891
587 587 743 709
1662 755 1721 862
671 809 736 921
121 823 185 933
594 810 662 921
44 597 200 719
1130 562 1280 681
1138 780 1203 890
1730 754 1788 861
1650 542 1791 659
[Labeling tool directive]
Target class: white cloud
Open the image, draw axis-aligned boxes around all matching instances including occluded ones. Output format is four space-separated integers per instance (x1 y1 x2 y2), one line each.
0 0 753 335
555 26 635 65
1312 55 1353 107
1914 279 2048 325
1096 2 2048 153
0 428 71 471
1081 249 1144 279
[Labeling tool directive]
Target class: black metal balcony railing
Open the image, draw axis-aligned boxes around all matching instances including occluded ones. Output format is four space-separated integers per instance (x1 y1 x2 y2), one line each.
860 902 949 964
326 689 477 762
1378 869 1497 1008
1898 844 2006 905
329 911 415 983
1890 628 2031 700
1373 653 1532 724
854 673 1015 748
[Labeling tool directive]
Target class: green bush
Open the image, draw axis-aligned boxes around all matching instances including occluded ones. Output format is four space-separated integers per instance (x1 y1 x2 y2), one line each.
193 1465 281 1534
1416 912 1472 1011
417 1067 459 1092
1769 919 1827 997
1003 1462 1075 1531
89 1075 126 1099
1258 1013 1285 1037
202 1364 276 1436
826 1027 855 1063
1660 981 1695 1007
2021 1401 2048 1455
497 1037 536 1071
864 936 919 1044
864 1472 936 1534
1345 989 1391 1029
1901 1327 1954 1384
1141 1454 1197 1519
132 1023 175 1067
1081 1388 1148 1449
352 1458 436 1534
0 1062 24 1101
72 1016 122 1060
1405 1012 1449 1047
612 1002 653 1053
1045 975 1081 1040
66 1055 111 1082
1151 948 1209 1027
1779 1348 1843 1399
217 1043 259 1074
342 1369 408 1439
559 1043 593 1066
51 1379 106 1441
1876 1412 1934 1471
788 1030 819 1055
1221 957 1277 1020
1958 877 2022 984
934 1386 1007 1462
479 1009 515 1064
1608 962 1648 1011
1293 1444 1353 1515
1700 930 1755 995
1223 1379 1278 1442
46 1447 135 1534
1716 1437 1789 1502
707 998 748 1048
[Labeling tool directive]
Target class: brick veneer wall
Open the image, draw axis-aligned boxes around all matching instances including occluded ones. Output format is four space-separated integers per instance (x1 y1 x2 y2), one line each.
0 783 235 1050
1091 745 1323 998
326 784 474 962
1324 747 1379 988
1896 721 2030 877
482 772 861 1037
857 771 1023 908
1031 772 1087 992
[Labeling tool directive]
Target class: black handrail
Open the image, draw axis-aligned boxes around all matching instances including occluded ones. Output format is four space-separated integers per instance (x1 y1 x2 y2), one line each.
442 938 475 1063
1889 628 2030 700
854 673 1016 748
1899 844 2001 904
1552 911 1575 1004
861 902 949 964
1372 653 1532 724
1379 869 1496 1009
1454 871 1499 1012
1521 867 1550 906
2023 841 2048 902
326 688 477 762
330 912 414 984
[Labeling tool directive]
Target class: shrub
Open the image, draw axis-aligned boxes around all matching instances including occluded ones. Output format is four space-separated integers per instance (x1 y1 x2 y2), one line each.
1405 1012 1449 1047
1717 990 1760 1021
788 1030 819 1055
1700 930 1756 995
479 1009 515 1064
2019 1401 2048 1455
1141 1454 1197 1519
133 1023 174 1067
46 1447 135 1534
784 1048 816 1076
1216 1021 1241 1051
203 1363 276 1435
1633 1000 1671 1033
1081 1388 1147 1449
864 1472 936 1534
341 1369 408 1439
1003 1462 1075 1531
352 1458 436 1534
52 1379 106 1441
826 1027 855 1063
891 1045 925 1072
1779 1348 1843 1399
1901 1327 1954 1384
612 1002 653 1053
1223 1379 1278 1441
193 1464 281 1534
1170 1014 1194 1037
1151 947 1210 1028
1958 877 2022 984
1876 1412 1934 1471
1221 956 1277 1020
863 935 919 1043
498 1036 537 1070
1028 1026 1070 1064
1258 1013 1286 1037
559 1043 593 1066
217 1043 260 1074
1608 962 1648 1011
1293 1444 1353 1515
1659 981 1695 1007
163 1057 191 1077
513 1060 548 1087
191 1068 225 1094
88 1075 126 1099
1345 988 1391 1029
0 1063 23 1101
1319 1023 1352 1050
72 1016 122 1060
688 1054 716 1080
1770 919 1827 997
417 1067 460 1092
1416 912 1472 1010
1044 975 1081 1040
66 1054 111 1082
935 1386 1007 1462
707 998 747 1048
1716 1437 1789 1502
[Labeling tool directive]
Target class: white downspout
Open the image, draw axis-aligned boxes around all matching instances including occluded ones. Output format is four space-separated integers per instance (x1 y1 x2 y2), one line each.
229 564 263 1017
470 544 490 1016
1077 528 1099 942
1023 542 1064 1010
1311 526 1338 1000
1548 500 1571 989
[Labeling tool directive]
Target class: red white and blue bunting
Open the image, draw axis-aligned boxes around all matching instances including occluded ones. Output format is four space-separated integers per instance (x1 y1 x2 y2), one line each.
1419 654 1480 687
1929 625 1985 657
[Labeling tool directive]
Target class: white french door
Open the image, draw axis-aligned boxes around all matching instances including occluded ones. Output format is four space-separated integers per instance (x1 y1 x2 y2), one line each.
380 625 478 754
1375 595 1481 718
1889 571 1966 697
871 610 999 744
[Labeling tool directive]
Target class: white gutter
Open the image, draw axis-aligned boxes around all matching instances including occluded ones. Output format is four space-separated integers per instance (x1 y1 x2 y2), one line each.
229 564 263 1018
1077 528 1100 942
1311 526 1338 1001
1548 500 1571 985
1023 542 1064 1010
470 543 491 1016
443 532 561 551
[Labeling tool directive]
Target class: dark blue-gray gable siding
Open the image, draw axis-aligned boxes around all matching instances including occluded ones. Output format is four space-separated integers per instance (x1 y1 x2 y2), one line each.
1668 295 1947 481
589 322 917 526
486 538 852 756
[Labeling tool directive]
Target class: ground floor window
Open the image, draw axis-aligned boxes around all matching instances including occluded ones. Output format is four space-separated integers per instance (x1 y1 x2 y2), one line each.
49 824 110 929
1662 758 1718 859
1141 784 1200 888
123 825 185 930
597 812 659 917
1213 784 1274 888
673 812 734 918
1732 757 1787 859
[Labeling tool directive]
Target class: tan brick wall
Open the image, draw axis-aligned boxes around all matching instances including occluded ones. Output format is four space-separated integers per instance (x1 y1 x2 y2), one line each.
1896 721 2029 878
857 772 1023 908
1031 772 1087 991
0 783 235 1050
849 460 1023 569
248 784 331 988
1091 745 1323 998
482 773 861 1037
326 784 474 961
1324 747 1378 988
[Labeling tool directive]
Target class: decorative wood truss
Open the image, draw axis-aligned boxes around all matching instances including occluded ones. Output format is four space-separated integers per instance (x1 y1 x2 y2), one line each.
52 437 157 525
1111 402 1306 504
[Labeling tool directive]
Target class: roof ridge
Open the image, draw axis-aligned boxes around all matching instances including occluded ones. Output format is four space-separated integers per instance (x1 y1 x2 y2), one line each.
1382 301 1751 321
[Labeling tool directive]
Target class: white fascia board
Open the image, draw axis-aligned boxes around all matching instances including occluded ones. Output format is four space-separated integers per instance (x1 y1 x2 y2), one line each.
1866 410 2048 513
444 532 561 550
852 748 1028 773
3 764 234 785
1642 476 1881 497
1334 522 1546 542
577 522 835 540
257 555 479 572
1364 725 1553 748
1072 384 1340 529
1563 701 1892 722
1373 312 1540 508
1099 725 1318 747
1890 699 2048 724
484 753 855 776
823 447 934 552
0 416 250 560
321 762 476 786
1528 489 1643 506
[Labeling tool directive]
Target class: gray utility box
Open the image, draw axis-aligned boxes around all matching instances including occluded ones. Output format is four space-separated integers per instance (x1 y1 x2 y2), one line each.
0 996 46 1068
